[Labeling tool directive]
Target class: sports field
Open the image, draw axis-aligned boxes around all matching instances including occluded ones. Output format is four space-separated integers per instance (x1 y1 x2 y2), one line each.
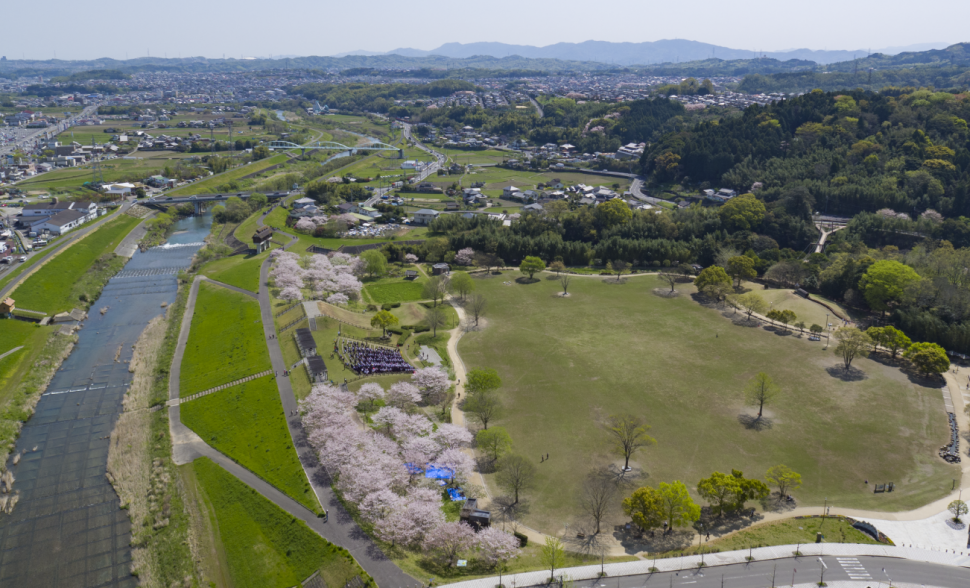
458 274 955 534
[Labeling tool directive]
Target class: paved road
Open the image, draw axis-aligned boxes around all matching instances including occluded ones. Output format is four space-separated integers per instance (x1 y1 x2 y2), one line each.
528 96 544 118
402 122 446 181
0 104 99 157
0 200 133 300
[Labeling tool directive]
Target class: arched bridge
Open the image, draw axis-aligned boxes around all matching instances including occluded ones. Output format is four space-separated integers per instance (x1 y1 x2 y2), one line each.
267 140 402 158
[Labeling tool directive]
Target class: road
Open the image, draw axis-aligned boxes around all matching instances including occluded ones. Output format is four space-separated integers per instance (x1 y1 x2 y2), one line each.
402 122 446 181
0 104 99 157
630 176 670 206
528 95 544 118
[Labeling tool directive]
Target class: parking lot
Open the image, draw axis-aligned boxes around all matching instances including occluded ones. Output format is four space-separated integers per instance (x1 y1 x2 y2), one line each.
343 222 404 238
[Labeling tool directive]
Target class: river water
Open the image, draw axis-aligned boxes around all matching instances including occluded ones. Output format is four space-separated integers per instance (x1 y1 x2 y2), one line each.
0 213 213 587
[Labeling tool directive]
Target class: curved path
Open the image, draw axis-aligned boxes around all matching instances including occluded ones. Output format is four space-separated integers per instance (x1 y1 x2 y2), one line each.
169 249 416 586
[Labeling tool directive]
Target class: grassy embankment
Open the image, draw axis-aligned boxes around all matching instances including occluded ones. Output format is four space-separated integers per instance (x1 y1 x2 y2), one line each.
10 214 142 315
182 457 368 588
166 154 288 196
179 281 271 396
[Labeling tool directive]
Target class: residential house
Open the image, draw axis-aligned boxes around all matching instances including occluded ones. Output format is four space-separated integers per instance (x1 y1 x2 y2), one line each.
412 209 441 225
432 263 450 275
502 186 521 200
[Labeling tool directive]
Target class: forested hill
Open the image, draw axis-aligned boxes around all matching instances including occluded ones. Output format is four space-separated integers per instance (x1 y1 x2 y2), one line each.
642 88 970 218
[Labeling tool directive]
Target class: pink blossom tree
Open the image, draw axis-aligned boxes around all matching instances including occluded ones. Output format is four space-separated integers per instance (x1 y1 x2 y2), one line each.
432 423 473 450
326 292 350 306
386 381 421 408
400 435 440 476
374 508 420 547
474 527 520 567
373 406 407 436
437 447 475 484
455 248 475 266
356 382 385 411
412 367 451 405
295 217 316 233
423 521 476 566
405 253 419 264
279 285 303 300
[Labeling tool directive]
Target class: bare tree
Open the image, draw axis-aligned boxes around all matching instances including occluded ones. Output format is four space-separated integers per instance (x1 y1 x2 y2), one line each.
423 275 450 307
475 252 504 275
469 294 487 326
578 470 617 534
605 414 657 471
612 260 630 281
496 454 536 504
558 273 572 295
426 305 447 337
658 269 682 293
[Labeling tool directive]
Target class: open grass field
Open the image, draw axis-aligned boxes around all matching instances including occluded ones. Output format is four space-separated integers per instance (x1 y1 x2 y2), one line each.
700 516 879 553
185 457 361 588
167 153 289 196
0 321 54 399
741 283 852 330
200 249 271 293
11 213 141 314
181 376 320 513
458 274 955 534
180 282 271 395
437 148 510 166
363 278 427 304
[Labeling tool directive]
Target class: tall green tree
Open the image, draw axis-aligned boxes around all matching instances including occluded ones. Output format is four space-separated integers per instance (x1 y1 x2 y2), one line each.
449 272 475 300
519 256 546 280
466 368 502 395
361 249 388 278
476 427 512 462
595 198 633 228
726 256 757 288
860 260 920 314
744 372 779 418
694 266 732 302
622 486 664 532
370 310 398 337
719 193 765 232
657 481 701 532
904 341 950 376
834 327 872 370
697 472 741 517
765 465 802 497
730 469 770 511
866 325 911 361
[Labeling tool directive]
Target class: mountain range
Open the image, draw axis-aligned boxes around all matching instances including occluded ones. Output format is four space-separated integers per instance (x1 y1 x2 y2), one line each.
335 39 951 66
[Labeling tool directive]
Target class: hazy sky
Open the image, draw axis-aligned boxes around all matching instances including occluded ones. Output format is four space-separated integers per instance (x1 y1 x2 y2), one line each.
4 0 968 60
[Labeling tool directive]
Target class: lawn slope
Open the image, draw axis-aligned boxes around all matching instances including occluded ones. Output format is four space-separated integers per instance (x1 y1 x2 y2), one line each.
180 281 270 395
181 376 319 512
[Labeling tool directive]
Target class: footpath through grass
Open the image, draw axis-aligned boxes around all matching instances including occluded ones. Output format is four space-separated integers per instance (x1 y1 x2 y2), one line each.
180 281 271 395
181 376 320 513
185 457 365 588
459 274 955 534
11 214 141 314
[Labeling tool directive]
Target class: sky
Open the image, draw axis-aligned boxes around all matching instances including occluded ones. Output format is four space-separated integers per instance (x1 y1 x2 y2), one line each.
2 0 968 61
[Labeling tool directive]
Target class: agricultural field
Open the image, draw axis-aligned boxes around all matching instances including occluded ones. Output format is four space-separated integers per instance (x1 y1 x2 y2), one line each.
458 274 955 534
183 457 362 588
11 213 141 314
181 376 320 513
180 281 271 395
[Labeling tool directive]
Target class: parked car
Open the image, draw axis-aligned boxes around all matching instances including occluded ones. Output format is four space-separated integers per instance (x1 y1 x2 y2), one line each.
18 256 26 262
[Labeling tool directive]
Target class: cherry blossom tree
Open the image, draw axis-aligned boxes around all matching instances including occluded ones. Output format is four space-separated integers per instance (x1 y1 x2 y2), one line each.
412 367 451 406
386 381 421 408
437 447 475 484
432 423 473 450
373 406 407 436
374 508 420 547
423 521 476 566
335 273 364 300
359 488 402 522
356 382 385 411
401 435 440 474
474 527 520 567
295 217 316 233
279 285 303 300
326 292 350 306
455 248 475 266
405 253 419 264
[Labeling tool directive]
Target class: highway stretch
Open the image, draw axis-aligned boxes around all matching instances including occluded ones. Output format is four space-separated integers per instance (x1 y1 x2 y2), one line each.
0 104 100 157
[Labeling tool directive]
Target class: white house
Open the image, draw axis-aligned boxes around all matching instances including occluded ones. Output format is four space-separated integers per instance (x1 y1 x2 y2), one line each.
104 183 135 196
35 210 88 235
413 209 441 225
502 186 521 199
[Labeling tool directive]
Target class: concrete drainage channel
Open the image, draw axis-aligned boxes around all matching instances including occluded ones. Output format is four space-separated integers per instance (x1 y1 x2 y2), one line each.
0 216 209 586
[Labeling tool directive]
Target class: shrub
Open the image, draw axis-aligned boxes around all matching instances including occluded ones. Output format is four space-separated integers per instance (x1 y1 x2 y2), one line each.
366 304 378 311
513 531 528 547
382 303 394 311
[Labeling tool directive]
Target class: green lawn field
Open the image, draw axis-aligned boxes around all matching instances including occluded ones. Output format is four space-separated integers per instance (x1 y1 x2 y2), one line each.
11 214 141 314
185 457 363 588
168 154 288 196
458 274 955 534
181 376 320 513
363 279 427 304
180 281 271 395
0 321 54 399
200 249 271 293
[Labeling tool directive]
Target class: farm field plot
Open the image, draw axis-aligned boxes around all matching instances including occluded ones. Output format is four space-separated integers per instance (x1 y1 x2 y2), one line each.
180 281 271 396
184 457 360 588
11 213 140 314
458 274 955 534
181 376 320 513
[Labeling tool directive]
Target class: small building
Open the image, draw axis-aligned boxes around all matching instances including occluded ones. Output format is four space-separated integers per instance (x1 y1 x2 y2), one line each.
253 226 274 253
35 209 88 235
459 498 491 530
294 327 317 358
432 263 450 276
305 355 328 383
0 297 14 317
405 270 418 280
413 209 441 226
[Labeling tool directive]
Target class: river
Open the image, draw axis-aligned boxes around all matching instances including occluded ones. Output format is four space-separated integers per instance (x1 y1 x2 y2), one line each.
0 213 213 587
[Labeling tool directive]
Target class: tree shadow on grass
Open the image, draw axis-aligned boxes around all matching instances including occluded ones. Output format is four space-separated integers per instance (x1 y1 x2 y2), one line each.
737 414 773 431
764 493 799 514
515 277 540 285
601 463 647 488
825 365 868 382
652 288 680 298
763 325 794 337
602 278 629 285
614 527 694 555
730 315 761 328
490 495 531 524
698 507 765 538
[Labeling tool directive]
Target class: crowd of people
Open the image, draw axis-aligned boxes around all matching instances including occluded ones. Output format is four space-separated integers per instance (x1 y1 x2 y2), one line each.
334 339 414 375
